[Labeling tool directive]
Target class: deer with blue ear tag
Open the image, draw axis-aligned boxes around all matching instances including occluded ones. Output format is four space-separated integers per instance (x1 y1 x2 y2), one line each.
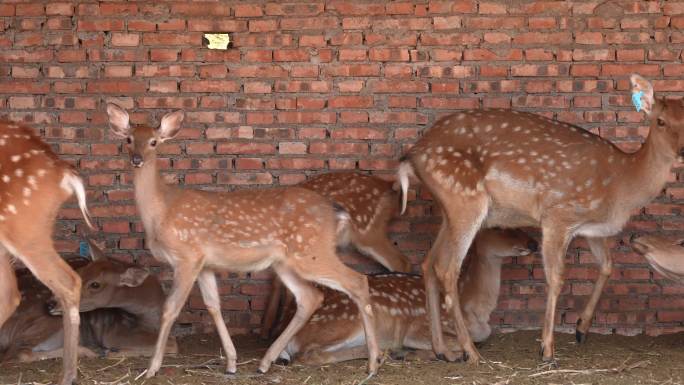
398 74 684 365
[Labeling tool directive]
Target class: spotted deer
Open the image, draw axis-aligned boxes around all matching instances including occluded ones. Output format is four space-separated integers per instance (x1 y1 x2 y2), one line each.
398 74 684 365
261 172 412 339
105 104 381 377
277 229 537 364
0 239 176 363
0 121 93 385
631 234 684 283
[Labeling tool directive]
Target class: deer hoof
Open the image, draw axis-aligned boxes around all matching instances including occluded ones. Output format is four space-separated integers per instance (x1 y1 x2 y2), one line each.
436 353 448 362
224 369 237 376
575 319 587 344
275 357 290 366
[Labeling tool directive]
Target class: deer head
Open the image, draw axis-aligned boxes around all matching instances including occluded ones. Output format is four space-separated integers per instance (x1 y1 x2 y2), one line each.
49 240 151 314
631 74 684 158
473 228 538 259
106 103 184 168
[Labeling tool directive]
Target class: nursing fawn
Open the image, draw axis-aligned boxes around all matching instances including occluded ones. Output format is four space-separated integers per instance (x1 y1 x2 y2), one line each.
260 172 412 339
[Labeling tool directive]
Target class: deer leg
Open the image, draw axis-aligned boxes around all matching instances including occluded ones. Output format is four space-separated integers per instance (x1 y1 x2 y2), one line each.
576 237 613 343
16 242 81 385
0 248 19 328
197 270 238 374
260 275 284 340
429 194 488 365
539 226 571 364
421 221 459 361
313 265 381 374
355 232 412 273
147 258 203 378
259 265 323 373
298 345 370 365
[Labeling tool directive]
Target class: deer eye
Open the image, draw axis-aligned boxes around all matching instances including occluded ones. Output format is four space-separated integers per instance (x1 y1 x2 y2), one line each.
658 118 666 127
126 137 132 144
149 139 157 147
89 282 101 290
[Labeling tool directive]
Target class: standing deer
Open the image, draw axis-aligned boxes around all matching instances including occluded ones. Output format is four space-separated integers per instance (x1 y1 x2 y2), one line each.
0 239 176 362
631 234 684 283
0 121 93 385
277 229 537 364
398 74 684 365
105 104 381 377
260 172 412 339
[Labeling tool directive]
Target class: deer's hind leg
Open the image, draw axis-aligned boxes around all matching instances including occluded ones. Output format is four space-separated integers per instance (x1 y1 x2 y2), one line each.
426 193 489 365
9 233 82 385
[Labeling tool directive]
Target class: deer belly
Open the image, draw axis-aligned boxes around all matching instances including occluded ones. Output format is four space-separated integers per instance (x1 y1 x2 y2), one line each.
484 178 542 226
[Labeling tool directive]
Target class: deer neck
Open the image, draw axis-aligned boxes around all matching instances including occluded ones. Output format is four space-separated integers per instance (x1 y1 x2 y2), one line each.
619 126 676 209
132 156 170 241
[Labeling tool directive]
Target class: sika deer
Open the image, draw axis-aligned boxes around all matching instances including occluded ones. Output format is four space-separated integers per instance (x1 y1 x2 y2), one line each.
0 121 93 385
631 234 684 283
277 229 536 364
398 74 684 365
105 104 381 377
0 239 176 362
261 172 412 339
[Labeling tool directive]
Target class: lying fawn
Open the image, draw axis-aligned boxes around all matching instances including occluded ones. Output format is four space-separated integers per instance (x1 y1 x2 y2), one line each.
261 172 412 339
0 239 176 362
278 229 536 364
398 74 684 364
106 104 381 377
0 121 93 385
631 234 684 283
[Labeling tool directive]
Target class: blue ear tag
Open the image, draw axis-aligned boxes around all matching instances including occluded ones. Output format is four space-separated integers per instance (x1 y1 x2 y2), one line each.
79 241 89 257
632 91 644 112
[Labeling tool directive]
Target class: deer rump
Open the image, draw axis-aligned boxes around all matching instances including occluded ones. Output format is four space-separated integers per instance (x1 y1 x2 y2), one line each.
0 259 164 362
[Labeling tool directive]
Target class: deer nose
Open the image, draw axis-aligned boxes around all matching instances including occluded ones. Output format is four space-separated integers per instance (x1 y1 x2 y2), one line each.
527 239 539 253
629 233 638 244
130 154 143 167
46 299 59 315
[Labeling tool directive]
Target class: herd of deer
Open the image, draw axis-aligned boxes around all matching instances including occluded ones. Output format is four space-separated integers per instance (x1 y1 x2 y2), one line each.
0 74 683 384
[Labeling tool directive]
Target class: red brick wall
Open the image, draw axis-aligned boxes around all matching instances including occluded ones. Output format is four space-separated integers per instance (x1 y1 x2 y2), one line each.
1 0 684 336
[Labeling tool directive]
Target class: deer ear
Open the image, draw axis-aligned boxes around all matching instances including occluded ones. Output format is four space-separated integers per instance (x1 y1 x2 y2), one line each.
86 238 106 261
630 74 655 116
157 110 184 142
106 103 131 138
119 267 149 287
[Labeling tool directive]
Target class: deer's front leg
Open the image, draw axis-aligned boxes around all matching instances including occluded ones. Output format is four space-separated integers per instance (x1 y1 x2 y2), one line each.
539 225 572 364
147 257 203 378
576 237 613 343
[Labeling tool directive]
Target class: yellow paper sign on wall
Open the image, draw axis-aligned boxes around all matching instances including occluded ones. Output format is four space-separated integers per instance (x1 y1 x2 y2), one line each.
204 33 230 50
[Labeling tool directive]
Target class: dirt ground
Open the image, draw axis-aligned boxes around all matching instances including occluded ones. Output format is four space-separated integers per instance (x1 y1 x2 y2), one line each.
1 330 683 385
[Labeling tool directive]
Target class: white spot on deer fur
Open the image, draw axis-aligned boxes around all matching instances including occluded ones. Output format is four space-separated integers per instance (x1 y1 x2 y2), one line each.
1 175 8 183
37 169 46 177
10 155 20 162
14 169 22 177
22 187 30 197
6 205 16 214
